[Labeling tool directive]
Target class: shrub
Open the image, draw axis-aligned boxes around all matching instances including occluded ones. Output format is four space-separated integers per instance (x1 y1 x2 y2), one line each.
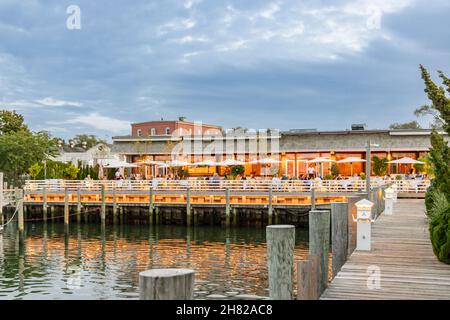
372 156 388 176
360 173 366 180
395 174 402 180
330 163 340 178
323 174 333 180
231 165 245 177
429 205 450 264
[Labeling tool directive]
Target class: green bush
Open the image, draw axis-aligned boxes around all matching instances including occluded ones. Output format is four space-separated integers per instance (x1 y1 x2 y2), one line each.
323 174 333 180
231 165 245 177
360 173 366 180
330 163 339 178
372 156 388 176
395 174 402 180
429 205 450 264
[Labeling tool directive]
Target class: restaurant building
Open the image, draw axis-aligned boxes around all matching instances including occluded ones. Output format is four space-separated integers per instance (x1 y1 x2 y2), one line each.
112 119 449 178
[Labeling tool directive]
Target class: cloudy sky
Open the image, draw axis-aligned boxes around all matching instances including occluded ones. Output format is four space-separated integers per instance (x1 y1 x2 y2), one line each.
1 0 449 140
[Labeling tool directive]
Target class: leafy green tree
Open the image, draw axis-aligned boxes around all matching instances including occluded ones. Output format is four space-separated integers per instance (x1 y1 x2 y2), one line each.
68 134 107 149
420 65 450 263
372 156 388 176
389 121 422 129
0 129 59 184
330 163 340 178
0 110 29 135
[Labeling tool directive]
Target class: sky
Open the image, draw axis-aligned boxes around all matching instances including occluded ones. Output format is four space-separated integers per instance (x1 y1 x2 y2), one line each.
0 0 449 141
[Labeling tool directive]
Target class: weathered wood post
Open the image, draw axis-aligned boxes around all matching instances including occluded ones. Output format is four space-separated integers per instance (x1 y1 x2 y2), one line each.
225 188 231 227
42 185 48 222
266 225 295 300
186 187 191 226
76 187 81 224
148 187 153 225
309 210 330 297
331 202 348 278
311 186 316 210
139 269 195 300
297 254 318 300
268 187 273 225
155 206 160 225
113 187 118 224
232 207 237 226
16 188 24 233
100 184 106 224
64 188 69 226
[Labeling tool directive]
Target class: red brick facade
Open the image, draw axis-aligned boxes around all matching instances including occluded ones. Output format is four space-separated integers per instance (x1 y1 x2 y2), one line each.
131 120 222 137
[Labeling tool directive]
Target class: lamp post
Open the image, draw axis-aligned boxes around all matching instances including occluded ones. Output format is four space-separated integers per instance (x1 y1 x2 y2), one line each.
365 141 380 194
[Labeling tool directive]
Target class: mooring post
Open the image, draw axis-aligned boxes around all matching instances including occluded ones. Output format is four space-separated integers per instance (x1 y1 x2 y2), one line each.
17 188 24 233
268 187 273 225
155 206 160 225
76 187 81 224
266 225 295 300
148 187 153 225
113 187 118 224
331 202 348 278
309 209 330 297
297 254 318 300
64 188 69 226
101 184 106 224
139 269 195 300
225 188 230 227
42 185 47 222
186 187 191 226
311 187 316 210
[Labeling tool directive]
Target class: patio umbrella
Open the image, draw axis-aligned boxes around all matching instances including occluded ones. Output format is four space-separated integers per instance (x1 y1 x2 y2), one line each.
248 157 280 165
337 157 366 176
307 157 335 177
193 160 217 166
102 159 139 168
388 157 424 174
166 160 191 167
217 159 246 166
387 157 424 164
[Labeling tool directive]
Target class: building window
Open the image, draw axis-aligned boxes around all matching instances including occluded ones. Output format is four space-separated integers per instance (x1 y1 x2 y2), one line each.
137 129 142 137
150 128 156 135
165 127 171 135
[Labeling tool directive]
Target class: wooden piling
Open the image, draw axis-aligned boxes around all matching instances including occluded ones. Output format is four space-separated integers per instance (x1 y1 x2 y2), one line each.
309 209 330 297
311 187 316 210
268 187 273 225
113 187 118 224
139 269 195 300
100 184 106 224
266 225 295 300
42 186 47 222
17 188 24 233
155 206 160 225
331 202 348 278
148 187 153 225
76 187 81 223
232 207 237 226
225 188 230 227
186 188 191 226
64 188 69 226
297 254 318 300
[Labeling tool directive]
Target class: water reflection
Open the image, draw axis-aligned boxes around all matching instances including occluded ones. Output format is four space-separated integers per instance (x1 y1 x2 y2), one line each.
0 223 309 300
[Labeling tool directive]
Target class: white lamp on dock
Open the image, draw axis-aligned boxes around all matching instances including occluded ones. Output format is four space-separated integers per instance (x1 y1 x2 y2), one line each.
384 187 395 215
354 199 375 251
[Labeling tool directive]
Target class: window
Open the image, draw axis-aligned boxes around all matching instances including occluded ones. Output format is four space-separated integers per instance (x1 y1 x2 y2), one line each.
137 129 142 137
165 127 171 135
150 128 156 135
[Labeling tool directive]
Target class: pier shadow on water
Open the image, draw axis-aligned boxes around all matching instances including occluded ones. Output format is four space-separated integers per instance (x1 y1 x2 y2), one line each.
0 222 309 300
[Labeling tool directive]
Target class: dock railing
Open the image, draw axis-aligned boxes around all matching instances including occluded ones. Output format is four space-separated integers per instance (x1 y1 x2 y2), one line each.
23 178 429 194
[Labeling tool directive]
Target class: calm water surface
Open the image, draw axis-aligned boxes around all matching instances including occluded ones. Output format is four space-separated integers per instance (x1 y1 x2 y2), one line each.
0 223 309 300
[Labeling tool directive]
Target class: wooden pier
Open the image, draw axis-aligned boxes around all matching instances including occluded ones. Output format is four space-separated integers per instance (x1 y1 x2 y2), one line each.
321 199 450 300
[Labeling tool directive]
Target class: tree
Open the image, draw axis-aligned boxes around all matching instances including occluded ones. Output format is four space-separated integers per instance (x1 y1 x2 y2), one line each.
420 65 450 264
0 110 28 135
389 121 422 129
372 156 388 176
0 129 59 184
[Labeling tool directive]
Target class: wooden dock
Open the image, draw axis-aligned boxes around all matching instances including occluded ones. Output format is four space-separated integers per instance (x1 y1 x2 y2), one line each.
321 199 450 300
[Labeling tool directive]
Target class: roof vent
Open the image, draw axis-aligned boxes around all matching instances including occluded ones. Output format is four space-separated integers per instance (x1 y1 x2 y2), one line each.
351 124 367 131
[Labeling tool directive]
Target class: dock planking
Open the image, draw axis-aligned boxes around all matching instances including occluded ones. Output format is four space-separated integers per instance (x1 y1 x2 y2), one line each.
321 199 450 300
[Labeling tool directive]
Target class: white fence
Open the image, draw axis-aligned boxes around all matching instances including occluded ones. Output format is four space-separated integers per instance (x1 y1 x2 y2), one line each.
23 179 430 193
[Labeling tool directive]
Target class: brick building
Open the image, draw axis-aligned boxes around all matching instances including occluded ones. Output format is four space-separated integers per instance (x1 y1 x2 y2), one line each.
131 118 222 137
